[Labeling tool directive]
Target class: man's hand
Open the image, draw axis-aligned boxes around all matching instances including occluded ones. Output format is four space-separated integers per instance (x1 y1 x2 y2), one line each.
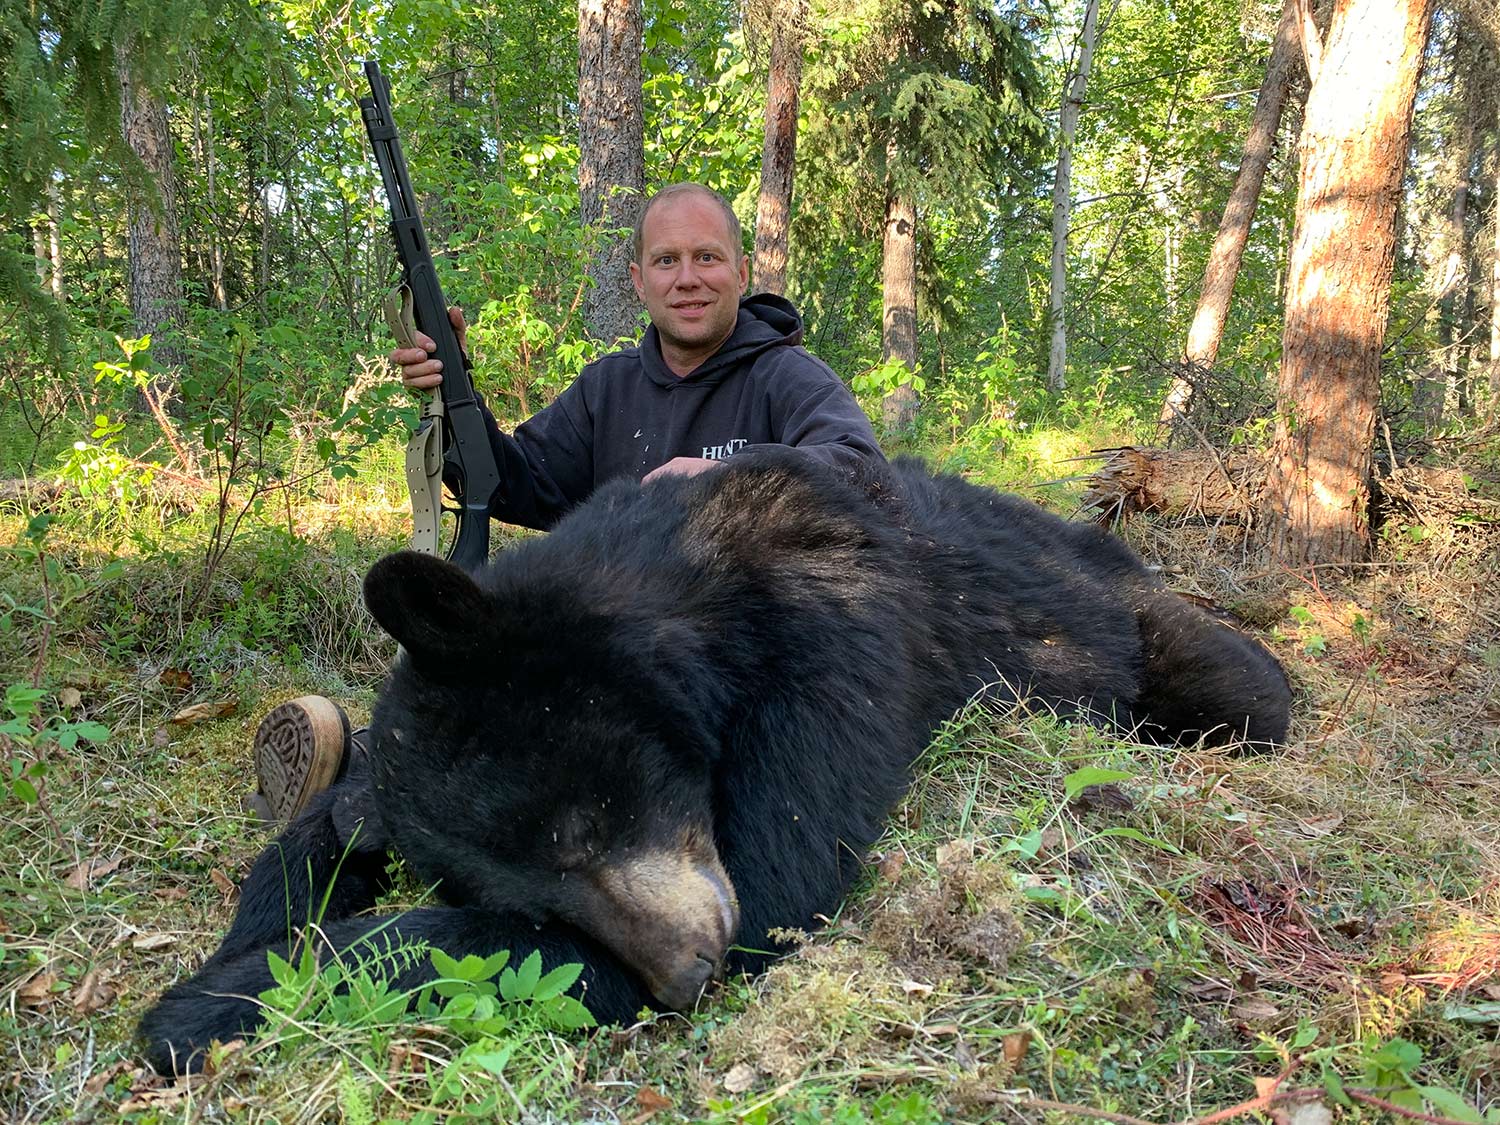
390 306 467 391
642 457 727 486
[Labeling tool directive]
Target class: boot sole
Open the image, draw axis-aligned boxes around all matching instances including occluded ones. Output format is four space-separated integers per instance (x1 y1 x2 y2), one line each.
252 696 349 823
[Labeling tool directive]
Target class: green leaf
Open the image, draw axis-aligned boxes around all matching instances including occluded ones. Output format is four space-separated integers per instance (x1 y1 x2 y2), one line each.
1417 1086 1483 1123
1092 826 1181 854
12 778 38 804
532 961 583 1001
511 949 542 999
471 1045 516 1076
430 948 463 979
1062 766 1132 802
1442 1001 1500 1024
477 949 511 979
546 995 597 1030
1322 1065 1351 1108
1001 828 1043 858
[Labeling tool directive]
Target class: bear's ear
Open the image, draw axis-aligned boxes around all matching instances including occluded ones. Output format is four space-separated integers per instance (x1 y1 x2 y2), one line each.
363 551 496 673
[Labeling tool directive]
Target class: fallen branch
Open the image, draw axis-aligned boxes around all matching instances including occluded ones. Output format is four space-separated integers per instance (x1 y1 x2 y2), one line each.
1081 446 1264 523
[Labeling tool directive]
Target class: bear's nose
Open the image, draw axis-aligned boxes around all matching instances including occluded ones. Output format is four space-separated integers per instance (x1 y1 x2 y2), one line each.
655 952 719 1011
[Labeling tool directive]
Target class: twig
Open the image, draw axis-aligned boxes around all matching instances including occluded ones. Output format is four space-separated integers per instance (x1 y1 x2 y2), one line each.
975 1092 1156 1123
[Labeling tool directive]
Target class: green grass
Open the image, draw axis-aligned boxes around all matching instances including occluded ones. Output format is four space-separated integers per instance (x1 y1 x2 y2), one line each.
2 427 1499 1123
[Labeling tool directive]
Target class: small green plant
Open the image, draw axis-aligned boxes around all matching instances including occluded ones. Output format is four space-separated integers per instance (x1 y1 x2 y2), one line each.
1 515 114 816
257 938 594 1121
2 683 110 808
1287 605 1327 656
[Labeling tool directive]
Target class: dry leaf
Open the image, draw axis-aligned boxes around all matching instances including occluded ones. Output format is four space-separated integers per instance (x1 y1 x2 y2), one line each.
1183 977 1234 1002
628 1086 674 1124
151 727 171 748
1253 1076 1280 1099
131 932 177 951
1482 984 1500 1001
84 1060 136 1096
901 979 934 997
877 851 906 883
71 969 116 1014
158 667 193 693
58 687 83 710
955 1036 978 1073
64 852 125 891
153 886 190 902
209 868 238 902
722 1063 757 1094
169 700 237 725
635 1087 672 1112
1233 997 1282 1022
17 970 58 1008
118 1075 198 1116
922 1023 960 1037
935 838 975 868
1002 1031 1032 1067
1295 815 1343 837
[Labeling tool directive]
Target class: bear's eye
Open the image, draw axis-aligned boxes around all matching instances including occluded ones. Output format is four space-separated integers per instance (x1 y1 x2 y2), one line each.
552 811 604 869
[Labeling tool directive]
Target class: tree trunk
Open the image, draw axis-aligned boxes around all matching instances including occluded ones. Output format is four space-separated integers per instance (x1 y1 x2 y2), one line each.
1438 59 1480 422
32 218 49 289
1491 102 1500 411
880 184 919 431
1083 446 1265 522
579 0 645 345
753 0 805 297
1161 0 1301 425
1255 0 1434 567
116 42 185 375
1045 0 1102 394
47 181 62 300
204 87 226 310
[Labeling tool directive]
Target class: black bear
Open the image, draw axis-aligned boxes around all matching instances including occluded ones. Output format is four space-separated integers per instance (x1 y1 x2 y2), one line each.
140 452 1290 1073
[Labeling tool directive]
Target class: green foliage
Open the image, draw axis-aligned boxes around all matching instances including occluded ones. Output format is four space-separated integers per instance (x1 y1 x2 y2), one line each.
257 940 594 1122
0 517 113 810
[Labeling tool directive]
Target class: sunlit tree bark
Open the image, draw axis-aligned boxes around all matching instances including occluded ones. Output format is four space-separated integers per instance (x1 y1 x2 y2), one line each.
753 0 806 296
1256 0 1435 566
881 183 919 430
117 40 185 375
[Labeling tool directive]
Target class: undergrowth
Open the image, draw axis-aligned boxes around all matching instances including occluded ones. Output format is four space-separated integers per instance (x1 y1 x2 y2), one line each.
1 426 1498 1123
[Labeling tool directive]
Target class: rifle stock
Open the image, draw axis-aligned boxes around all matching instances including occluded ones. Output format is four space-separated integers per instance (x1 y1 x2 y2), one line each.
359 60 501 574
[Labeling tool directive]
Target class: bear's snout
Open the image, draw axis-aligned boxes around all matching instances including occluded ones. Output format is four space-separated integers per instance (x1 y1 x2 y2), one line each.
582 843 740 1010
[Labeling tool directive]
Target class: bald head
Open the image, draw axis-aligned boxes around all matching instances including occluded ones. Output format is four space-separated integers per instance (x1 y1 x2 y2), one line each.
631 184 743 266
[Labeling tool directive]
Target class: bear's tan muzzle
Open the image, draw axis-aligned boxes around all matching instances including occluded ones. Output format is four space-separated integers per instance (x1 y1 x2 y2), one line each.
583 842 739 1011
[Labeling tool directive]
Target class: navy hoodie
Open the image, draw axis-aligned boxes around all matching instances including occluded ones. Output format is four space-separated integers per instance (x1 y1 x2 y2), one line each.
481 294 883 529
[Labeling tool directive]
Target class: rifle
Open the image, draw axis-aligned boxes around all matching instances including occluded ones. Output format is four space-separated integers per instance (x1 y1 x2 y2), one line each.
359 60 501 574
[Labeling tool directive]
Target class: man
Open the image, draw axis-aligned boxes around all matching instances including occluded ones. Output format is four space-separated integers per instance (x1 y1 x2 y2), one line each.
250 182 883 823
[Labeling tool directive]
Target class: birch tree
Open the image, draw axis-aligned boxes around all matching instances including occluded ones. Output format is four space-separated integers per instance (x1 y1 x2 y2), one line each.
1045 0 1102 394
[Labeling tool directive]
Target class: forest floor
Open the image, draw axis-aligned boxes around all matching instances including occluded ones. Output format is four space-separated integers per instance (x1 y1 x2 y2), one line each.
2 427 1499 1125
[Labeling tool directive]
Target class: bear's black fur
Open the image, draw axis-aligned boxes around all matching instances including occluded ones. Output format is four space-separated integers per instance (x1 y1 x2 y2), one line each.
140 452 1290 1073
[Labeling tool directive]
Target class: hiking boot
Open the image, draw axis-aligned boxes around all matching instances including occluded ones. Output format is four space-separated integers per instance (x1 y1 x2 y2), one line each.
247 696 366 824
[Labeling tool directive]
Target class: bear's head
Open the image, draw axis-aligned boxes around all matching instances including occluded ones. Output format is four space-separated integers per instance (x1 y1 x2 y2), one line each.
362 550 739 1011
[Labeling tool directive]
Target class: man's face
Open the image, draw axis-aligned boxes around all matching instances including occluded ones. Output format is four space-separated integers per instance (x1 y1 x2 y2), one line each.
630 192 749 374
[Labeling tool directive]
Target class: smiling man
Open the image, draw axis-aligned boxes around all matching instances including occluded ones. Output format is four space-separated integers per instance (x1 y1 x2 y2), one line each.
392 181 883 528
248 184 884 828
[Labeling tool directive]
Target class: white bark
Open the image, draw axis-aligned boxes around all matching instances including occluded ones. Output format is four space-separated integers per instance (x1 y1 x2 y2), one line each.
1046 0 1102 393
